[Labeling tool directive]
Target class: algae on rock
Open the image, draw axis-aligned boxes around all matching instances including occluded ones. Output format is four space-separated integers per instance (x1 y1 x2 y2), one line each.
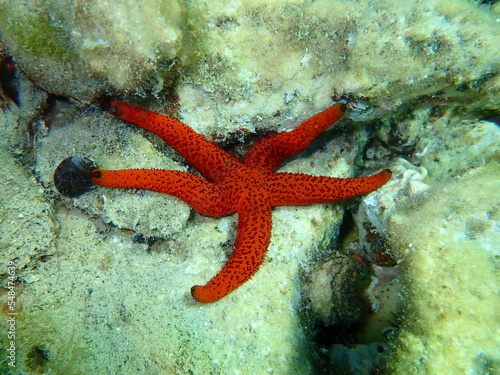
0 0 186 101
387 164 500 374
0 148 56 273
353 101 500 373
177 0 500 137
0 75 56 274
1 0 498 132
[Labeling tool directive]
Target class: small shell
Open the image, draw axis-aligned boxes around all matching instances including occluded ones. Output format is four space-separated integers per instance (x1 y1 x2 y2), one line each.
53 156 96 198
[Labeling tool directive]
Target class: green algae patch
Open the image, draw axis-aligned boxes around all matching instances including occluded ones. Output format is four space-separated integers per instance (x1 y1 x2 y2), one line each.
0 3 74 62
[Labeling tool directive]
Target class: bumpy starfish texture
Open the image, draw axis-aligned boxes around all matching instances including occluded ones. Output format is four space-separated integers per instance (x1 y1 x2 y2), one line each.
91 100 391 303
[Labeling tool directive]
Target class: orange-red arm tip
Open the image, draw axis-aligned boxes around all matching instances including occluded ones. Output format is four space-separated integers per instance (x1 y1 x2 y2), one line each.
191 285 219 303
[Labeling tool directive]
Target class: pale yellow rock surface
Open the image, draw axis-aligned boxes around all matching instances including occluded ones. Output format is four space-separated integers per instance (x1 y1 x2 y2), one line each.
1 0 498 128
178 0 500 136
387 164 500 374
0 0 185 100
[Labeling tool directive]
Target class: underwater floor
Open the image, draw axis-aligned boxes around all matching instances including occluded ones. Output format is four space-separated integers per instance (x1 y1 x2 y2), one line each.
1 0 499 374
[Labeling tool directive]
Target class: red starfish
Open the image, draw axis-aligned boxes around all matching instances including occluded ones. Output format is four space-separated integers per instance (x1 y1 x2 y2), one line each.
91 101 391 302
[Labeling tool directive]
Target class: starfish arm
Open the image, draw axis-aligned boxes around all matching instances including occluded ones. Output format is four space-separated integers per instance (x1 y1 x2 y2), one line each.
107 101 241 182
243 103 346 172
91 169 235 217
268 169 392 206
191 191 272 302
